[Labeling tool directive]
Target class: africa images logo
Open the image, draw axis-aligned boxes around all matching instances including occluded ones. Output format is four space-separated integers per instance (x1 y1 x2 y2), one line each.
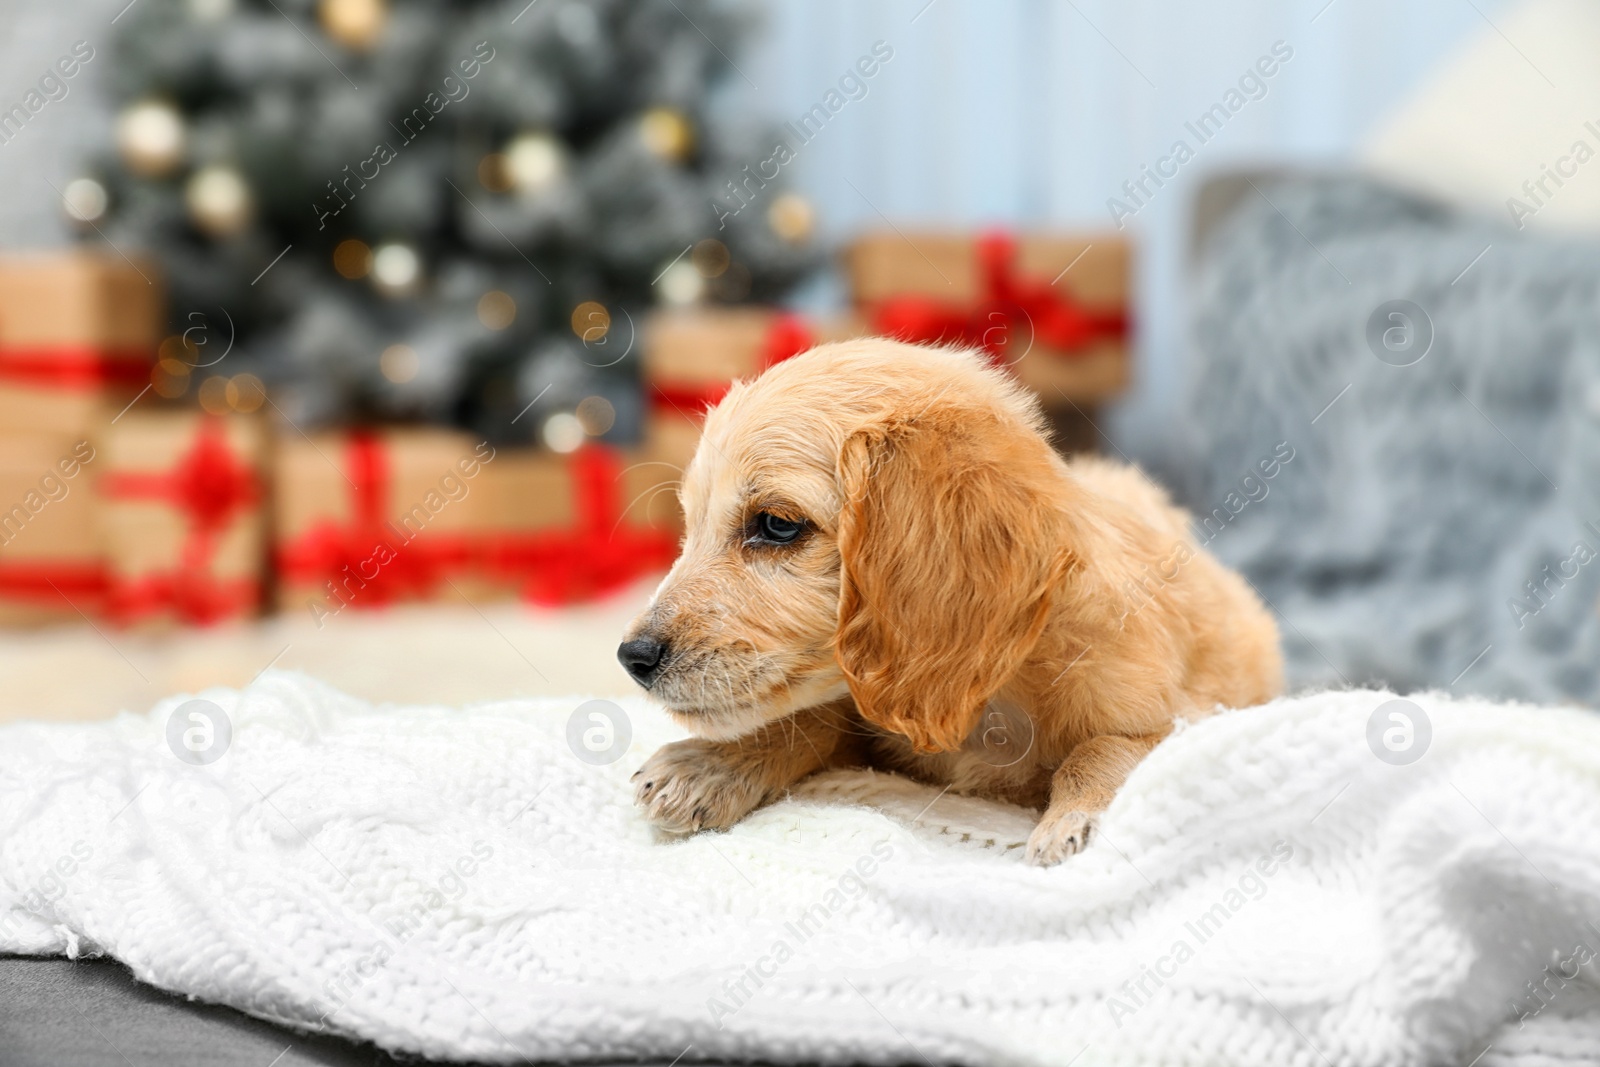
164 698 232 766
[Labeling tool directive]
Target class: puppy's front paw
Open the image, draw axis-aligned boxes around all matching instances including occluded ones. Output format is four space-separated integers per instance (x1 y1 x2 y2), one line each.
632 739 768 834
1025 809 1098 866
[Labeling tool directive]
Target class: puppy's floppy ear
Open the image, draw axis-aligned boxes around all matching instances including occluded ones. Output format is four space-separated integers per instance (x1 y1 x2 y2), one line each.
833 404 1071 754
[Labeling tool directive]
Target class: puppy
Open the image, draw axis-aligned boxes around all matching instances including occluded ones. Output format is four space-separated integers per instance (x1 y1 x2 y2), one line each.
620 339 1282 865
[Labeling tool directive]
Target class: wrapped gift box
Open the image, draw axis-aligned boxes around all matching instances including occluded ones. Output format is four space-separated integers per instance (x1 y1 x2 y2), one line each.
0 435 105 626
643 308 841 412
843 230 1132 404
274 427 500 621
475 445 678 605
0 253 162 438
643 308 800 509
276 429 677 617
642 308 866 528
99 410 266 628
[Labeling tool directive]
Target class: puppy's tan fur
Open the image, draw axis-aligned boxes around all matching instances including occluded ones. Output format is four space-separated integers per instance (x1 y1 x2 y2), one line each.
624 340 1282 864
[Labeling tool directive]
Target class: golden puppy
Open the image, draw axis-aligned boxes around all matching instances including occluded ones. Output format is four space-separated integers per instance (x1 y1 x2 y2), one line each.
620 339 1282 865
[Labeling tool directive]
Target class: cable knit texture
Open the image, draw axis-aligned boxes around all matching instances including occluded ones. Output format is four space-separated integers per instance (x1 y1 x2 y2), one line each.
3 671 1599 1065
1187 174 1600 705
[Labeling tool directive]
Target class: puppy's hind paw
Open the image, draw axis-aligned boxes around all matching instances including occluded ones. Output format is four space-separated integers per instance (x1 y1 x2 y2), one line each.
1025 810 1098 867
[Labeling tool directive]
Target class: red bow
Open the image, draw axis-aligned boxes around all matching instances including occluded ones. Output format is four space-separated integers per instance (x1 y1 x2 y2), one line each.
101 416 263 625
650 313 815 414
481 445 678 606
869 231 1127 364
104 570 259 626
0 344 153 389
275 432 474 607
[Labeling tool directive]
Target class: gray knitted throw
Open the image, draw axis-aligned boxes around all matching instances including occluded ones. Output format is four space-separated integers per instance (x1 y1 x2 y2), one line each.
1186 174 1600 705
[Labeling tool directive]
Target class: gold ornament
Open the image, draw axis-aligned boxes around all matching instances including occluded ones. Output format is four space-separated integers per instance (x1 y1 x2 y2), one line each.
333 238 373 279
477 153 511 193
160 333 212 367
656 260 702 306
542 412 584 454
227 373 266 412
477 290 516 330
152 357 190 398
639 106 693 161
371 242 419 293
116 100 185 177
767 192 814 242
319 0 386 49
569 300 610 342
188 0 235 21
575 395 615 436
692 238 729 278
61 178 108 224
185 165 252 237
504 132 565 196
197 375 232 415
380 344 418 383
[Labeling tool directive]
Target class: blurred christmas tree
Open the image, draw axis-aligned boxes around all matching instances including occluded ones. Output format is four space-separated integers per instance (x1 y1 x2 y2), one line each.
78 0 819 443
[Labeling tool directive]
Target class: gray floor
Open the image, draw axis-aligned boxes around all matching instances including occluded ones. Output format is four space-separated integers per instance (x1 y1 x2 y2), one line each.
0 956 854 1066
0 956 443 1067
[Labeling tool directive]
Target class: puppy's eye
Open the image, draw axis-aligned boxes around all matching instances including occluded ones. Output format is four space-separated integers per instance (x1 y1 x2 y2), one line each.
752 511 806 545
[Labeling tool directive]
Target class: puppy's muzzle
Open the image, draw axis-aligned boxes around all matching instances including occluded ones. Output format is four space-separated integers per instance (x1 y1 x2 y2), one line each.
617 634 669 688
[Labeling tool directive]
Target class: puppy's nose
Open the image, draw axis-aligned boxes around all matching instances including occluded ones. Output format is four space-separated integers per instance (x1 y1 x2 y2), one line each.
617 635 668 688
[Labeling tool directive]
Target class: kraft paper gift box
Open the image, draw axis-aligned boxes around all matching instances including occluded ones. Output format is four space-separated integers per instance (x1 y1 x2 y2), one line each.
0 253 162 438
843 230 1132 405
0 434 105 626
642 308 867 530
474 445 678 605
643 307 869 409
99 410 266 628
273 427 500 620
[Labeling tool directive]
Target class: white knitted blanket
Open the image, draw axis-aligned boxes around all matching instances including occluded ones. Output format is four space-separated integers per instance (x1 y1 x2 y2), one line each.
3 672 1599 1066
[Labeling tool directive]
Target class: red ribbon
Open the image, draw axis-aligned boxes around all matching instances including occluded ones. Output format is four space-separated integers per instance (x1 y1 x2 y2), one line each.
101 416 263 625
868 231 1127 364
650 313 815 414
0 560 110 608
275 432 475 607
0 345 153 390
481 445 678 607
